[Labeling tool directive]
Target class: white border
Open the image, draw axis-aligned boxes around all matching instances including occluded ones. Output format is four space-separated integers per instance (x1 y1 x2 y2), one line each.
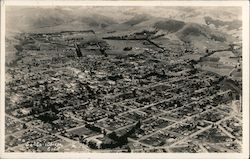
0 1 249 159
0 1 6 158
1 0 249 6
242 3 249 157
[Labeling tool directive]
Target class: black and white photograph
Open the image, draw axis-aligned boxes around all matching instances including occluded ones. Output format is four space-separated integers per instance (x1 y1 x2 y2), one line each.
0 1 249 158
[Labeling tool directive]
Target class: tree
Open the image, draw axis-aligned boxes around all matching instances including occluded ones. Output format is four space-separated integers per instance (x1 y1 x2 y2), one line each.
108 132 118 140
127 146 131 152
206 49 209 53
132 89 137 97
22 123 28 129
135 120 141 129
103 129 107 136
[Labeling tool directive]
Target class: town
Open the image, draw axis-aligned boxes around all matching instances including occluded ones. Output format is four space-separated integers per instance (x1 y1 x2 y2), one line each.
5 27 242 153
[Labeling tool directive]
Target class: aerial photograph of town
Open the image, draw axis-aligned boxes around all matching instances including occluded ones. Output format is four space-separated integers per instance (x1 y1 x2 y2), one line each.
4 6 242 153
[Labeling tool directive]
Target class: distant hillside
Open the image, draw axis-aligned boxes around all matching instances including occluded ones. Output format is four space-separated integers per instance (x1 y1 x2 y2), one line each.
105 14 237 50
177 23 212 41
123 14 150 26
6 6 240 54
154 19 185 33
6 8 75 32
128 15 232 44
80 14 117 28
6 7 241 32
6 7 117 33
204 16 242 30
175 23 237 51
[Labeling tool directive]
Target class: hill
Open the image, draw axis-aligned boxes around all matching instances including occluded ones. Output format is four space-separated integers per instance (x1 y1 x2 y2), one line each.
123 14 151 26
154 19 185 33
6 7 117 33
204 16 241 31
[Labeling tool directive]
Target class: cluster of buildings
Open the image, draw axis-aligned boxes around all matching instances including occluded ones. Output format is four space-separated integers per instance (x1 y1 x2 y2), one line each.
5 30 242 153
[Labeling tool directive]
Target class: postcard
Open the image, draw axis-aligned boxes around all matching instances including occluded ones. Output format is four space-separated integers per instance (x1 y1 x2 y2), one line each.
0 1 249 159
